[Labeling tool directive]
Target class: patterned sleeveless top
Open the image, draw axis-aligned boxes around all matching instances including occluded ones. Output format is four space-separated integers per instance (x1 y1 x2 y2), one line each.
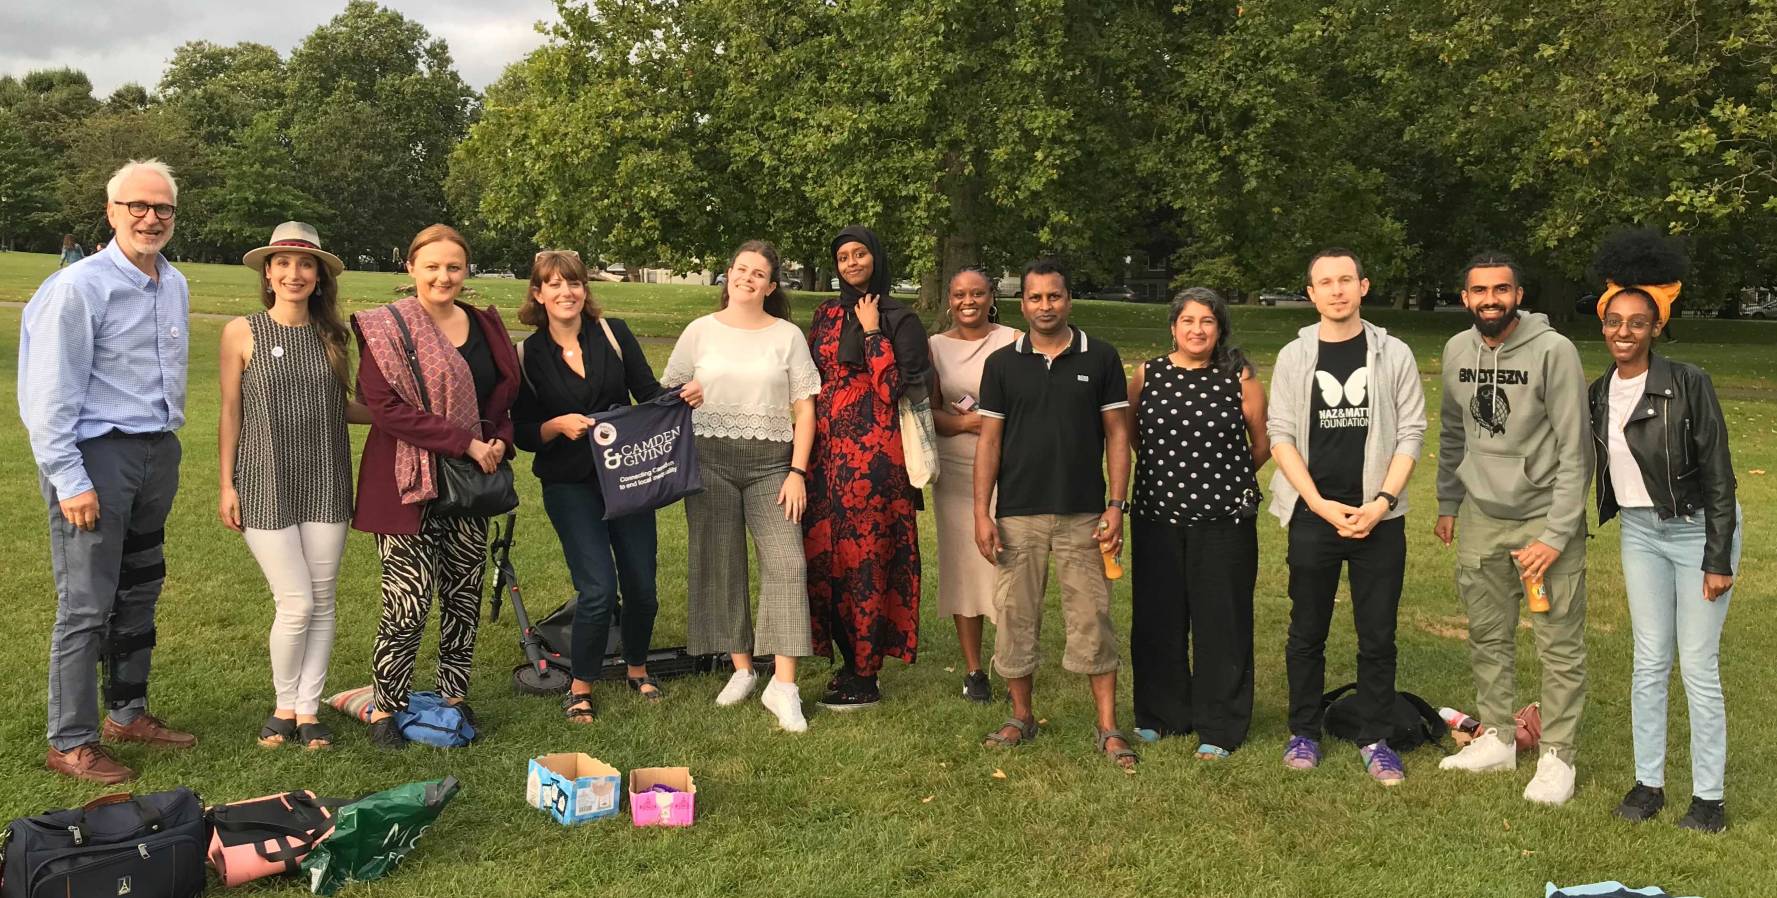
235 312 352 530
1132 357 1259 525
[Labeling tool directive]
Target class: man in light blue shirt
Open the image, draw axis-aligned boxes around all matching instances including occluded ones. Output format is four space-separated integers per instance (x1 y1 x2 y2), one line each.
19 158 195 784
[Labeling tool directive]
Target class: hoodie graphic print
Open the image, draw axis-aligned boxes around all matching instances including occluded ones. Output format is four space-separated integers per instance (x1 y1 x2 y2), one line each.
1436 311 1594 551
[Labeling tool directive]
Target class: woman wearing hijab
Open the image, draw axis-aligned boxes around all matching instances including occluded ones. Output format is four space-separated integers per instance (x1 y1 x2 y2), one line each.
804 225 932 709
1588 230 1741 833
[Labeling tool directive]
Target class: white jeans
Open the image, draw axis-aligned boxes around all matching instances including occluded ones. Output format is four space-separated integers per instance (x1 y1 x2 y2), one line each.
243 522 348 715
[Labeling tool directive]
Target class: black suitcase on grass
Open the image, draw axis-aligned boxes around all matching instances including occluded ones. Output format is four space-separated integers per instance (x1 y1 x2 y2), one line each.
1 788 207 898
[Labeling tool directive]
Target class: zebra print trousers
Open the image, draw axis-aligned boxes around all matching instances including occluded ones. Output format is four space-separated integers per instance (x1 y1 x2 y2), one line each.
371 511 488 714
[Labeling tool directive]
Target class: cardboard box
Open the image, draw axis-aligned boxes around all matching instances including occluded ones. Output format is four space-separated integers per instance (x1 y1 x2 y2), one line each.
527 753 622 825
628 767 696 827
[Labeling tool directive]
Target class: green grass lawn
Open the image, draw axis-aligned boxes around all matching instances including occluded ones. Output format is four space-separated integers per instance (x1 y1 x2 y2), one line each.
0 250 1774 897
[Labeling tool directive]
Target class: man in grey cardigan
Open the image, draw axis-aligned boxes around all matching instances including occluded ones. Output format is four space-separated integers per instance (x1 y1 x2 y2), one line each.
1267 248 1426 786
1435 252 1593 806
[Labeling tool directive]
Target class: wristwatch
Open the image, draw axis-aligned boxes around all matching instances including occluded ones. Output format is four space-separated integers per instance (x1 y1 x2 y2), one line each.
1106 499 1128 511
1374 491 1398 512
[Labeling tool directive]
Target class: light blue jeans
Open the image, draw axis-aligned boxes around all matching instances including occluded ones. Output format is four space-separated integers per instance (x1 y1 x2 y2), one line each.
1618 505 1742 801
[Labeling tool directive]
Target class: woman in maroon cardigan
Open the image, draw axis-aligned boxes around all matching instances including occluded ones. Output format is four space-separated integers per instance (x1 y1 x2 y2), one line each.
351 224 519 749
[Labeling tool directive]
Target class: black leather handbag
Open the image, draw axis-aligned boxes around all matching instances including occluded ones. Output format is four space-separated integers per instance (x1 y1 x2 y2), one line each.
388 311 519 518
2 788 208 898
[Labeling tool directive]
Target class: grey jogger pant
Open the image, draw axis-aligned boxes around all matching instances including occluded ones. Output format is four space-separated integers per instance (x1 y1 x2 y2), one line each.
41 432 181 751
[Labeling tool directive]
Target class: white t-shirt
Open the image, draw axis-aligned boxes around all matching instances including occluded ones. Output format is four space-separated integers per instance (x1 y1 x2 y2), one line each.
1607 370 1655 508
662 314 821 442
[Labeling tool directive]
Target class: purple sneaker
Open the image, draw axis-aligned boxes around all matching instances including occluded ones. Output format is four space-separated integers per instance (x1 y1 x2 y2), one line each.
1283 736 1321 770
1360 740 1405 786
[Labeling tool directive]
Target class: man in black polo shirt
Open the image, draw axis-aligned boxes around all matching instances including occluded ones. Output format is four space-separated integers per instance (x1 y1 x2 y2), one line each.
972 258 1138 769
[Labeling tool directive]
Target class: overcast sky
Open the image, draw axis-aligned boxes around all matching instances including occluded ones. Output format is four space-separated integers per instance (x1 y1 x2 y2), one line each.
0 1 560 95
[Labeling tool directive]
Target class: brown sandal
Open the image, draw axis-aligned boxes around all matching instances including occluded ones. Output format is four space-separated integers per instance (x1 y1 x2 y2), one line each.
562 692 597 724
1097 727 1140 769
983 717 1038 748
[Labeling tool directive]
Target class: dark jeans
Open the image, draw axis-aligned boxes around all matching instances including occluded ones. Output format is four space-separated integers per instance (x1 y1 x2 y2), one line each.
541 481 658 680
1130 515 1257 749
1284 508 1406 744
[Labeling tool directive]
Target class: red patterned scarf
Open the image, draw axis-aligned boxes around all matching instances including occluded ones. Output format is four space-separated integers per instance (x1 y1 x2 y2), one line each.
355 298 481 504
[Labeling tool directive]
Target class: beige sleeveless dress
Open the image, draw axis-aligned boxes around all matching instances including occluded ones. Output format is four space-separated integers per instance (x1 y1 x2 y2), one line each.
929 324 1020 619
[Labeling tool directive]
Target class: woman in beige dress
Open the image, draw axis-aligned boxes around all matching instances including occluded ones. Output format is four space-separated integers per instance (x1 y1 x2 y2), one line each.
929 266 1020 703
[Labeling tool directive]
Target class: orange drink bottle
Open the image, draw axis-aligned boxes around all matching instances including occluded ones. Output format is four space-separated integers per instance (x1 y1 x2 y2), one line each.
1523 572 1549 613
1097 520 1123 580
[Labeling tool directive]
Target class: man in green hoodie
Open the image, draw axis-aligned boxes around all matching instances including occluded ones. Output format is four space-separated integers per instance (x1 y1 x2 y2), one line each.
1434 252 1594 806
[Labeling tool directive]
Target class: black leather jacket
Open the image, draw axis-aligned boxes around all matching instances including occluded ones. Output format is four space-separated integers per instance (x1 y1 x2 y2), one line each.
1588 353 1737 574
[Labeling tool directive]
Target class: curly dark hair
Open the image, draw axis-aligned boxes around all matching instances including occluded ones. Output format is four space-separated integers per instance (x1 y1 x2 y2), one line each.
1592 228 1688 288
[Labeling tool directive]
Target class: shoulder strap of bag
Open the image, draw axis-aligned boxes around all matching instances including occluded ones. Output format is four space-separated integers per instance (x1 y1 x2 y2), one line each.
516 341 537 394
1320 681 1358 709
388 309 433 412
1398 691 1445 745
598 317 623 360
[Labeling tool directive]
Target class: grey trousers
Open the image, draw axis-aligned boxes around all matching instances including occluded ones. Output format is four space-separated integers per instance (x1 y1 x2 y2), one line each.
41 432 181 751
684 436 812 659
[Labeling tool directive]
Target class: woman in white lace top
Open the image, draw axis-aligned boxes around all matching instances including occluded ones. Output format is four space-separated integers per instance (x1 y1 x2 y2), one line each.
662 240 822 732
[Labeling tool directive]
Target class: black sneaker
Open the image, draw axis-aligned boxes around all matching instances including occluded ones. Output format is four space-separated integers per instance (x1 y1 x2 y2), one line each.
961 670 991 703
1613 783 1665 822
817 673 880 711
367 716 408 751
1677 797 1726 834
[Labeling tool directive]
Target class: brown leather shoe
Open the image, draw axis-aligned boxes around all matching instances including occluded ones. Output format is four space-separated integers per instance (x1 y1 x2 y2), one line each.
46 742 137 784
102 714 197 749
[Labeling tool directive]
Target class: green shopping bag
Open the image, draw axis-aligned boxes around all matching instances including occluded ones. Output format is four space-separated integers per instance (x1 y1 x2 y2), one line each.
300 776 461 895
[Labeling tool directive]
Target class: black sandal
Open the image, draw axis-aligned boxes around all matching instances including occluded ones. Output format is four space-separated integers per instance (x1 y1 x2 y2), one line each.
258 715 297 748
983 717 1038 748
627 676 665 703
296 722 334 750
562 692 597 723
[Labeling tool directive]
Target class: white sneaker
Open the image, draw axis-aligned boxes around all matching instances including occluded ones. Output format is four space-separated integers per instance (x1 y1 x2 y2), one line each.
1438 727 1517 772
1523 751 1576 806
715 669 760 706
760 680 808 733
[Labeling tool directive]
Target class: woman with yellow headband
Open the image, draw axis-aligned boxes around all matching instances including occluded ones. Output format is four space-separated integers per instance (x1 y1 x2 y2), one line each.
1587 229 1741 834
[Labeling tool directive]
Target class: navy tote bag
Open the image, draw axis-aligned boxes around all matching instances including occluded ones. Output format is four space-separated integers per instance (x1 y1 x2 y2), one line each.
589 389 702 519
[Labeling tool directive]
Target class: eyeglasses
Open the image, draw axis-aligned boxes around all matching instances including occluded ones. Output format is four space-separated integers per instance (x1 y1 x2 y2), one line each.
1603 315 1655 332
113 201 176 221
535 249 581 260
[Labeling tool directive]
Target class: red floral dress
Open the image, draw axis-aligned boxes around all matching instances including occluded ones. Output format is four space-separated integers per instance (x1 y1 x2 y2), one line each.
803 299 920 675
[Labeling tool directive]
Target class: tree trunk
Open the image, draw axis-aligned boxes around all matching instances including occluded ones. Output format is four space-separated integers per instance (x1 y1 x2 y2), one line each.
1526 259 1581 325
926 150 983 314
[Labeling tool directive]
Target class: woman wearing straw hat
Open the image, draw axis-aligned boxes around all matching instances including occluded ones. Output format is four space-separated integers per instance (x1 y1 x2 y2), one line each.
218 221 369 749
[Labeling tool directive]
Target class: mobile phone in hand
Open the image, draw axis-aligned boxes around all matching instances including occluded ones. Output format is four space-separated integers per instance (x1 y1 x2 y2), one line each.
953 394 977 413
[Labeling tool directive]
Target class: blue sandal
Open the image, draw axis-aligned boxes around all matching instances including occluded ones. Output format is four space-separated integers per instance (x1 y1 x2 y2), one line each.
1195 743 1230 760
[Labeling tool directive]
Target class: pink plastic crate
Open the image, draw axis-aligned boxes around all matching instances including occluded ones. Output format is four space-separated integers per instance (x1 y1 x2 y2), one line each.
628 767 696 827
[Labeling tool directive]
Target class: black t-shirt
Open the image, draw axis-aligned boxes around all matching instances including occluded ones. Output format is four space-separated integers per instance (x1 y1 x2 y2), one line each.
457 312 498 414
978 327 1129 517
1307 333 1369 505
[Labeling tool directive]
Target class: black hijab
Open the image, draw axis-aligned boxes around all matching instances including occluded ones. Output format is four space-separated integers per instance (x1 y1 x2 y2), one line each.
829 225 930 401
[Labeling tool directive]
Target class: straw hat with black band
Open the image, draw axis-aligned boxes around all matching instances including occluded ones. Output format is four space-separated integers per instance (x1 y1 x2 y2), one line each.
242 221 344 276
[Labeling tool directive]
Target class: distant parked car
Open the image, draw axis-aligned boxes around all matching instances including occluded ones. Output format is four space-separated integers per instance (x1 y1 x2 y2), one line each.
892 279 920 295
995 276 1021 298
1083 285 1137 302
1258 288 1306 306
1745 299 1777 319
1574 293 1599 316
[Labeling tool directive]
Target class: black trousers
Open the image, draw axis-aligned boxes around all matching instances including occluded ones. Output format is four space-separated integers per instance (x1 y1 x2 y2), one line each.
1284 508 1406 744
1130 515 1257 750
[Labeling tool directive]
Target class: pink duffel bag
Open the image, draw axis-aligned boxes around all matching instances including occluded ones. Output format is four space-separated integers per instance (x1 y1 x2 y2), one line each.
205 790 342 887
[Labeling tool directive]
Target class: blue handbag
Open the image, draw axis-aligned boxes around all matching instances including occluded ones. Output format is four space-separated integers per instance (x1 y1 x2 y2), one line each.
393 692 476 748
587 389 703 520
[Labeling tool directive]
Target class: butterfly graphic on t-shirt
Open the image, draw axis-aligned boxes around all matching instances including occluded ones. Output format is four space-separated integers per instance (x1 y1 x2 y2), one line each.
1314 368 1368 407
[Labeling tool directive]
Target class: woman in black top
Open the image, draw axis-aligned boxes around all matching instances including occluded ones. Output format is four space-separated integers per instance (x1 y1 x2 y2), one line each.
1125 287 1270 758
512 250 665 722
